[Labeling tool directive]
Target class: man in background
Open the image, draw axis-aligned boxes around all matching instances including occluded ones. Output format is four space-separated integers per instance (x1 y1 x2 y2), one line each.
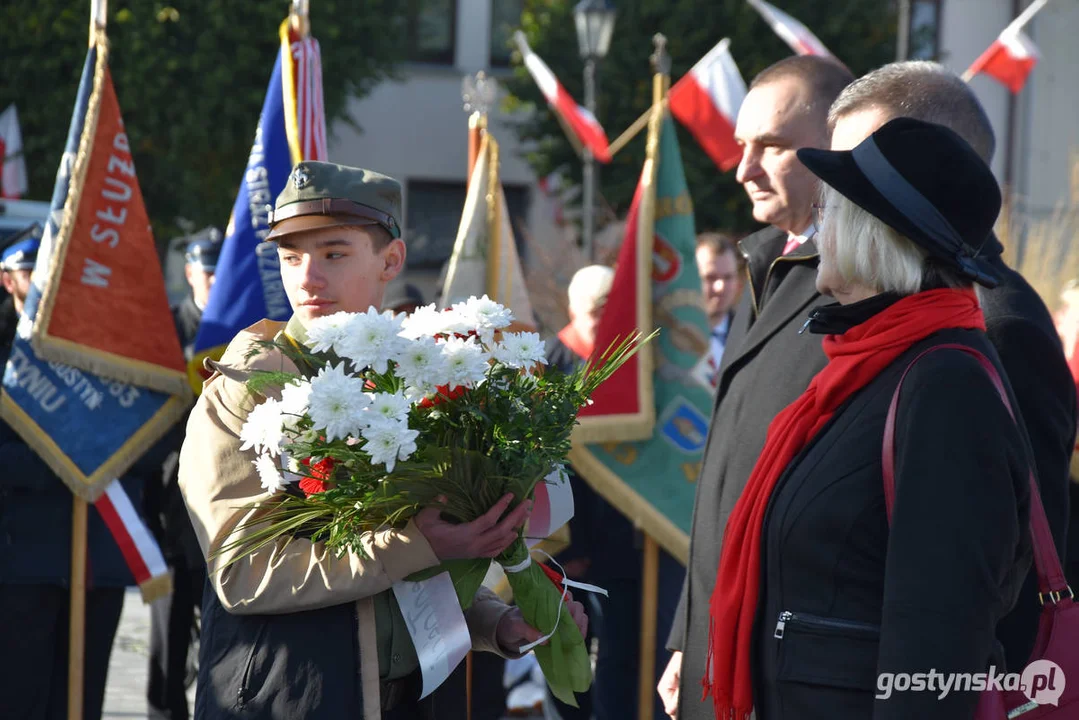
0 222 41 357
145 228 221 719
695 231 744 382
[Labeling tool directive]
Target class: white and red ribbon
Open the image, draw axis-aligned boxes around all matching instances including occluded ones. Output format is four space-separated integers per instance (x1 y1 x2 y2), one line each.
94 478 170 602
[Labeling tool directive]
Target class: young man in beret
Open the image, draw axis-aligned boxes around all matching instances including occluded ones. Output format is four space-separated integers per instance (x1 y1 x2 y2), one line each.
179 161 587 719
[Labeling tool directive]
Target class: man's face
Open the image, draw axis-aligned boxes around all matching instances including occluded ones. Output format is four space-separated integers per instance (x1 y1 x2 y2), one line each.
276 223 405 324
735 78 827 235
696 245 743 326
2 269 32 314
185 265 215 308
830 105 891 151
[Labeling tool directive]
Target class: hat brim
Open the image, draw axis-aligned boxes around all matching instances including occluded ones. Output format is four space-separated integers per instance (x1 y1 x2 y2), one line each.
266 214 386 242
797 147 999 287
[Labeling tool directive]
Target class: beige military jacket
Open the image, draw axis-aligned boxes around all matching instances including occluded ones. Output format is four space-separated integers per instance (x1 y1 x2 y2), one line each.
178 319 516 714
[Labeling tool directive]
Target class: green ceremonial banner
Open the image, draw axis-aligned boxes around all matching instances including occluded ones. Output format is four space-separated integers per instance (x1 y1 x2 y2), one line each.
569 109 713 564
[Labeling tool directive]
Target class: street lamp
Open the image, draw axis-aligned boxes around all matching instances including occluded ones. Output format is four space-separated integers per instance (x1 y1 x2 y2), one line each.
573 0 615 262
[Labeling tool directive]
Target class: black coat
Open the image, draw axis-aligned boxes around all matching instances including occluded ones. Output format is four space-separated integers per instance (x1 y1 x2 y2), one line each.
670 229 1075 719
670 227 831 718
752 300 1031 720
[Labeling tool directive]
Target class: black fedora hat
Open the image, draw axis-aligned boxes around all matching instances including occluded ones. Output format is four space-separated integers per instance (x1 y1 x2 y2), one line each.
797 117 1002 288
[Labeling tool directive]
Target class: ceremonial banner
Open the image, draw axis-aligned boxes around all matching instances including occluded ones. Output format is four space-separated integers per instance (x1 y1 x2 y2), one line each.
191 17 327 392
1 34 188 505
747 0 834 58
568 111 712 563
24 40 186 396
440 133 537 328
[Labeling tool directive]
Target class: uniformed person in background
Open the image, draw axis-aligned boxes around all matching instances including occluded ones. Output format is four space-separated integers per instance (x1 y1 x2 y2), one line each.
0 222 42 357
145 227 221 719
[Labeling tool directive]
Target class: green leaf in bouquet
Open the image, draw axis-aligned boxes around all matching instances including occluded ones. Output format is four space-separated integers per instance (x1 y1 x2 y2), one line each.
245 369 304 397
500 549 593 708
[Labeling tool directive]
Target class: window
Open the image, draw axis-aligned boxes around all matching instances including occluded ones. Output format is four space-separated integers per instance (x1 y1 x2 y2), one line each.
407 0 456 65
405 180 530 270
908 0 942 61
490 0 524 67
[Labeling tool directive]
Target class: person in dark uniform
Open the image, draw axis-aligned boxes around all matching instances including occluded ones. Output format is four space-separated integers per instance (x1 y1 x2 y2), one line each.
145 228 221 720
0 223 160 720
0 222 41 357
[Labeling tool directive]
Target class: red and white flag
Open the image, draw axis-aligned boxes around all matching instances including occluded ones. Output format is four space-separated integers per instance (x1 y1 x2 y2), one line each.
669 38 747 172
0 104 28 199
747 0 833 58
514 31 612 164
964 0 1050 93
281 20 328 162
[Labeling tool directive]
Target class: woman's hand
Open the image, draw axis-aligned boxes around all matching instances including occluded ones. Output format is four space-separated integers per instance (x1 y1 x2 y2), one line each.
495 591 589 654
414 493 531 561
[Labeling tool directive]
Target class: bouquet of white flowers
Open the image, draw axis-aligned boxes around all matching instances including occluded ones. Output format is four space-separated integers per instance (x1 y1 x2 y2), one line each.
221 295 649 706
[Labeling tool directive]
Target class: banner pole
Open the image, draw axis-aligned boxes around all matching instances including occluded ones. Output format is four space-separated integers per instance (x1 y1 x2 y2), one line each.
467 112 486 184
68 498 88 720
638 534 660 720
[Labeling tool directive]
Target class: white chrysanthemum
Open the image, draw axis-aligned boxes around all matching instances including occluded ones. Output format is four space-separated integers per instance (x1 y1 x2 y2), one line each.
308 362 371 442
399 304 470 339
363 390 413 428
239 398 285 456
438 336 490 388
492 332 548 371
394 336 448 392
361 423 421 473
279 380 312 431
279 451 305 484
452 295 514 343
545 463 570 486
335 308 405 374
253 453 289 493
305 311 355 354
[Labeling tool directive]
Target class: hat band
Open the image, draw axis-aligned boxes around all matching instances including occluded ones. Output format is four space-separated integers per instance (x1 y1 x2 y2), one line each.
850 137 974 260
268 198 400 238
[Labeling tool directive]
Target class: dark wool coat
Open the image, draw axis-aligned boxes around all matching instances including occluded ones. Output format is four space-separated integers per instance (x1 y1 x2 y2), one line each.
670 229 1074 720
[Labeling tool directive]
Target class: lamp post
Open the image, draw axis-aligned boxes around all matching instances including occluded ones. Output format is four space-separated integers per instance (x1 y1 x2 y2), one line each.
573 0 616 262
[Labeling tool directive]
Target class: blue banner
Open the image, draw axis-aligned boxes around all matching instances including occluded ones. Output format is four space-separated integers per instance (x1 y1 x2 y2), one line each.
191 51 294 387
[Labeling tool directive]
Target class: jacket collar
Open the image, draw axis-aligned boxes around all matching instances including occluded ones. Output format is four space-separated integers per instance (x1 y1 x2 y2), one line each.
804 292 903 335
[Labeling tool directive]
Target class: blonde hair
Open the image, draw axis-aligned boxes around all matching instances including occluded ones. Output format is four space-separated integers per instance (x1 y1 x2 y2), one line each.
820 185 931 295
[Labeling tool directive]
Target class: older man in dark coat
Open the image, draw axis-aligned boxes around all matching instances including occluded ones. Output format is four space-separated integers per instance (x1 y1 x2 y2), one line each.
826 61 1075 673
658 56 855 720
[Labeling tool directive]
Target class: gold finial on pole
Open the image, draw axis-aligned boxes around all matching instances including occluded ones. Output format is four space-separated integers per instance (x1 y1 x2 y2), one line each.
290 0 310 38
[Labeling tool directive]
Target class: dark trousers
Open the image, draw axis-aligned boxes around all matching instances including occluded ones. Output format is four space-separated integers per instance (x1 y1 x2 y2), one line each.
0 584 124 720
148 560 206 720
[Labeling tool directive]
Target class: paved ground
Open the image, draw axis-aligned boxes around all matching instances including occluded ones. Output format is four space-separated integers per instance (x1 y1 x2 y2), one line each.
102 588 195 719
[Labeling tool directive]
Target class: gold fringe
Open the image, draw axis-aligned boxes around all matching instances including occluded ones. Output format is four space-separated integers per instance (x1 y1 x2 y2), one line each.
28 32 191 399
138 571 173 604
0 392 190 502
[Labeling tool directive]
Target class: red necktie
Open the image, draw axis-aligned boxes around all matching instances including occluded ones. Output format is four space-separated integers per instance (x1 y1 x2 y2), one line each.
782 236 802 255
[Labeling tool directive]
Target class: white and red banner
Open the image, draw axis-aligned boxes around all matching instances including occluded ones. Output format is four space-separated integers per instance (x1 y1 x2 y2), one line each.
965 0 1050 93
96 479 170 600
669 38 747 172
0 104 28 200
747 0 833 58
514 31 612 164
281 19 328 163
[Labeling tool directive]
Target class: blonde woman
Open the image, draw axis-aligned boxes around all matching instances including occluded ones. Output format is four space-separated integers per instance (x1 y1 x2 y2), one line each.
700 118 1032 720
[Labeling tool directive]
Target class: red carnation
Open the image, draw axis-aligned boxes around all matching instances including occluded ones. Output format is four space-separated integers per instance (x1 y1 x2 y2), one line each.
299 457 336 496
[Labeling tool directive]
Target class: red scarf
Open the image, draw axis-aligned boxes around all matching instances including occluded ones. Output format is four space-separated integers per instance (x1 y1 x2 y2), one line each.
702 288 986 719
558 322 593 360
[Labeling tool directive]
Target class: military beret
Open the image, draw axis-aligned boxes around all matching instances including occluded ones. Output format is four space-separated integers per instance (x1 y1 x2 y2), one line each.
267 161 402 242
1 223 43 272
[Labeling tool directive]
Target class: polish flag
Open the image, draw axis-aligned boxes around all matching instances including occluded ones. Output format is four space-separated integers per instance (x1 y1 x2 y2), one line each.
747 0 833 58
514 31 612 164
964 0 1050 93
669 38 747 172
0 104 28 199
